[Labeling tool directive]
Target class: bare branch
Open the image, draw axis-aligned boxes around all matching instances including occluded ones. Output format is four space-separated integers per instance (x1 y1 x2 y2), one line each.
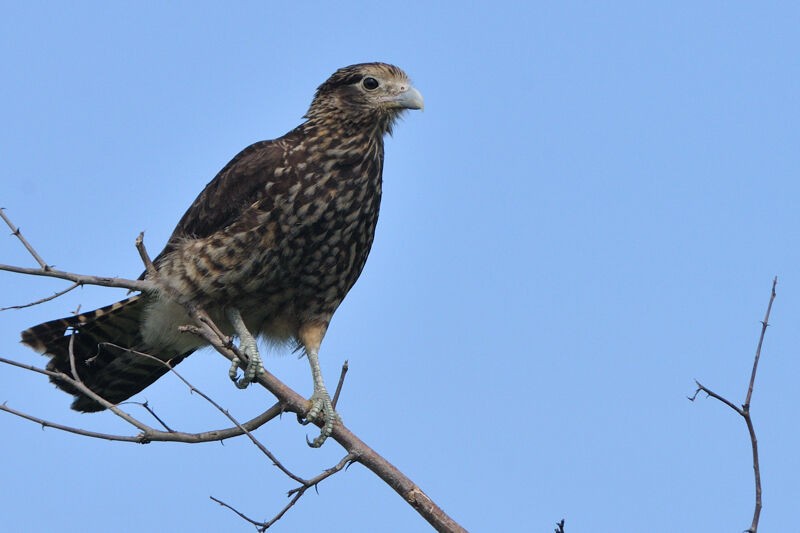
332 359 349 409
0 402 144 442
127 348 303 483
135 231 158 278
0 262 153 293
1 220 467 532
122 401 175 432
690 278 776 533
291 453 356 499
0 208 49 269
0 281 82 311
0 355 64 380
1 354 286 445
210 496 266 529
213 453 358 532
266 453 357 530
689 380 743 416
745 276 777 408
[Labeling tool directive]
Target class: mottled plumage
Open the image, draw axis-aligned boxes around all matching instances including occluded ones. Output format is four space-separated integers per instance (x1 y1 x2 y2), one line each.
22 63 423 416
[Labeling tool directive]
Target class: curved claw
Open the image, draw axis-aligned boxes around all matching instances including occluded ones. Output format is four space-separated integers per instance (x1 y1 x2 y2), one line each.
304 390 340 448
225 307 264 389
228 357 242 382
228 355 263 389
227 342 264 389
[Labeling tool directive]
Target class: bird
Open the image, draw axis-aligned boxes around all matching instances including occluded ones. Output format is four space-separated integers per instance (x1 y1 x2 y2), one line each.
20 62 423 446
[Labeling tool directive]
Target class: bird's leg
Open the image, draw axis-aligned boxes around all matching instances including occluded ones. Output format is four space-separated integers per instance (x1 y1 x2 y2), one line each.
299 322 340 448
225 307 264 389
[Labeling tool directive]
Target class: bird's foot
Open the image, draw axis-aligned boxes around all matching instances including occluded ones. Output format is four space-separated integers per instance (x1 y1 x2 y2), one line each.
228 335 264 389
302 387 340 448
226 308 264 389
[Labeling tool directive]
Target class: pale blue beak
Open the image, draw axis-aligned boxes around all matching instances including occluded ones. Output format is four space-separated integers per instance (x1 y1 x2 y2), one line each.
387 86 424 111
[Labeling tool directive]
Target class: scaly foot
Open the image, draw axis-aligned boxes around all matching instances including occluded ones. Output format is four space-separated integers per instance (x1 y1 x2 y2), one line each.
303 385 340 448
225 308 264 389
299 346 341 447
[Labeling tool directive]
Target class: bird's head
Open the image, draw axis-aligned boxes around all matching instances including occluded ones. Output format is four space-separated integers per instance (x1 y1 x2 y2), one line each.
305 63 423 136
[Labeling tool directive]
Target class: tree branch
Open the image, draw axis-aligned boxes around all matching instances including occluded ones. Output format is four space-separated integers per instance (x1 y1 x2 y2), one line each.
332 359 349 409
0 207 49 269
134 231 157 279
0 262 154 293
0 281 82 311
689 277 776 533
0 213 466 532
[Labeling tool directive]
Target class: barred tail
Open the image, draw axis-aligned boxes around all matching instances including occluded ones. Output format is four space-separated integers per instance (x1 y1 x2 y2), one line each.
21 295 192 412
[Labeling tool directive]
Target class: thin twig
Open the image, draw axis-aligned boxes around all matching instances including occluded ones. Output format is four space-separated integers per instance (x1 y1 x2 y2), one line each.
1 355 285 445
688 381 744 415
0 281 82 311
745 277 777 407
288 452 356 496
122 401 174 432
0 402 144 442
0 208 49 269
64 334 167 434
128 349 303 483
332 359 349 409
742 276 776 533
135 232 157 278
210 496 266 529
0 262 153 293
265 453 356 530
212 453 357 532
690 278 776 533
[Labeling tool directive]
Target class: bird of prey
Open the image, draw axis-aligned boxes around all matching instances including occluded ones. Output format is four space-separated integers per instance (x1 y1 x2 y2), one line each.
21 62 423 446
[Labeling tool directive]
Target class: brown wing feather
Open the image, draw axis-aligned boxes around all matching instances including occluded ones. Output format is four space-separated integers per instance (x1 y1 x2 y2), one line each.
154 137 290 263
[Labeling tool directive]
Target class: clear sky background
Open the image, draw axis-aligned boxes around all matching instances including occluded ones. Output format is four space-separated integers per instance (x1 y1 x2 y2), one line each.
1 2 798 532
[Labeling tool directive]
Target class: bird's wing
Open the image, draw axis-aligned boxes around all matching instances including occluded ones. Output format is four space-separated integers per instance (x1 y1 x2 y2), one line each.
154 137 290 262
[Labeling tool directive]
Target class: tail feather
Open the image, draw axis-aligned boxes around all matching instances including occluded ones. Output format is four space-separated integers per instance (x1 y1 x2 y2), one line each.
21 295 192 412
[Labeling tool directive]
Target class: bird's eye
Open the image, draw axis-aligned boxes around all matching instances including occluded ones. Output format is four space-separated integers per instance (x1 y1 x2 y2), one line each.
362 77 380 91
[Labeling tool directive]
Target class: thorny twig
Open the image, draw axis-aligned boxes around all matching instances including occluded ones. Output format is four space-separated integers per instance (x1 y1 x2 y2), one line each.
0 207 49 270
212 453 357 532
126 400 175 432
0 351 280 445
0 281 82 311
689 277 776 533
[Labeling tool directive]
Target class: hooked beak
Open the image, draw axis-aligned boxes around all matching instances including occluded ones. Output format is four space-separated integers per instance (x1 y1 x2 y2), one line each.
386 86 424 111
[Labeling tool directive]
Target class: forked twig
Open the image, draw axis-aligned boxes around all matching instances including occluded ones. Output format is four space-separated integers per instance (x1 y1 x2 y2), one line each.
0 208 49 270
212 453 357 532
121 401 175 432
689 277 776 533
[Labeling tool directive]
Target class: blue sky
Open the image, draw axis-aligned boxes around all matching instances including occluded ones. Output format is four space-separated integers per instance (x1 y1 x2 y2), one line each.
2 2 799 532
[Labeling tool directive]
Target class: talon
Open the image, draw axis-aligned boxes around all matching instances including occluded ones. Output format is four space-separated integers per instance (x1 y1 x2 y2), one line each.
304 389 340 448
228 357 242 382
225 308 264 389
